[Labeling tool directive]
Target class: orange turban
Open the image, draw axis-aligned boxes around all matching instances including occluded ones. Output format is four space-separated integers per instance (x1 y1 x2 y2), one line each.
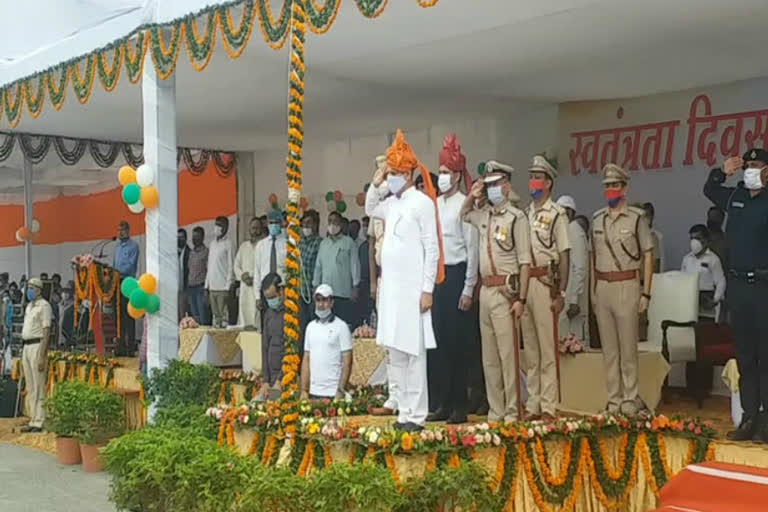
385 129 445 285
438 133 472 193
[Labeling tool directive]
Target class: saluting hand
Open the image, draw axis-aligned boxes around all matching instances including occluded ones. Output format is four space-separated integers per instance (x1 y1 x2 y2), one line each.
724 156 744 176
373 166 387 186
470 180 485 199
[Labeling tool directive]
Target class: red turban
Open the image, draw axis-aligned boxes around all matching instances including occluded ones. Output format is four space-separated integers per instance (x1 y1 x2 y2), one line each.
437 133 473 194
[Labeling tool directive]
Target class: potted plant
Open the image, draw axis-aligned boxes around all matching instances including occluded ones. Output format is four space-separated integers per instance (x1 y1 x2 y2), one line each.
77 384 125 472
45 380 87 465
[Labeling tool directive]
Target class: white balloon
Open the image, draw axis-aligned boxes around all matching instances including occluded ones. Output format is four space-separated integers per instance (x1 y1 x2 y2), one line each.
15 230 23 242
136 164 154 187
30 219 40 233
128 201 145 214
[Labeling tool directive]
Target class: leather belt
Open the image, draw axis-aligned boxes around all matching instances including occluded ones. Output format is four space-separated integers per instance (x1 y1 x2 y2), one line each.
595 270 638 282
22 338 41 345
482 275 509 287
529 266 548 278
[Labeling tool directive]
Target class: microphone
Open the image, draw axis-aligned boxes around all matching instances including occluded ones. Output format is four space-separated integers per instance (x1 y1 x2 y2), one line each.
91 237 117 259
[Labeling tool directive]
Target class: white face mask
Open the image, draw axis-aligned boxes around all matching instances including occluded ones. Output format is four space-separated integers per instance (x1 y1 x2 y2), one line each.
487 185 505 206
328 224 341 236
387 174 407 195
437 173 453 193
690 239 704 255
744 168 764 190
302 227 313 237
214 226 223 237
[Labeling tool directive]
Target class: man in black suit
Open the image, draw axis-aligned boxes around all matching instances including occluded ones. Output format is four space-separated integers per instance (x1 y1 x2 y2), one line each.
178 228 191 320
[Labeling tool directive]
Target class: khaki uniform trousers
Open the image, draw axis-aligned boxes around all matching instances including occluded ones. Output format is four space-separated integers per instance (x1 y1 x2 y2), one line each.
521 278 557 416
479 285 520 422
594 279 641 411
22 342 46 428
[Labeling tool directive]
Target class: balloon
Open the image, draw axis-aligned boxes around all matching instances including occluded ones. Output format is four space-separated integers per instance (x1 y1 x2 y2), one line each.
268 193 278 204
271 201 279 210
138 273 157 294
364 183 370 192
15 229 23 242
122 184 141 205
118 166 137 186
140 186 159 209
326 200 336 213
127 304 145 319
477 161 486 176
136 164 154 187
333 190 343 201
30 219 40 233
129 288 148 309
145 294 160 314
121 277 139 298
336 200 347 213
18 226 30 240
325 191 334 202
355 192 365 206
128 202 145 214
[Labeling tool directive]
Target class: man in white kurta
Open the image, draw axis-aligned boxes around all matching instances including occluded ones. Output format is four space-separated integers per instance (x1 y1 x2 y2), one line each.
556 196 589 344
234 218 262 327
365 130 441 430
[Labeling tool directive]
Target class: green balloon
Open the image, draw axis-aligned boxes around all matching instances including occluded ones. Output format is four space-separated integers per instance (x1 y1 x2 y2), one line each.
336 201 347 213
477 161 486 176
122 184 141 205
129 288 148 309
363 183 370 192
145 294 160 314
120 277 138 298
325 191 334 202
271 201 279 210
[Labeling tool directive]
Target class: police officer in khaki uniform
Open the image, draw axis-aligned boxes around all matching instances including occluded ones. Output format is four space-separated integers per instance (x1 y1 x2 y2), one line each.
20 277 53 433
591 164 653 415
523 156 570 421
462 161 531 422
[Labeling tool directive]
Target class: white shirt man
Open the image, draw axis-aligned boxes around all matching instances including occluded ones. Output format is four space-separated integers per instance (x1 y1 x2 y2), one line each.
252 213 287 305
681 228 726 320
556 195 589 343
20 278 52 432
300 284 354 399
205 218 235 327
235 218 262 327
365 131 440 431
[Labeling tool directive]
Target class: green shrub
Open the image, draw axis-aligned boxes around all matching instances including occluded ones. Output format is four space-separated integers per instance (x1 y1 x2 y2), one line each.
153 404 218 439
397 461 499 512
45 380 89 438
77 384 125 445
239 466 310 512
102 427 252 512
142 360 219 409
307 462 403 512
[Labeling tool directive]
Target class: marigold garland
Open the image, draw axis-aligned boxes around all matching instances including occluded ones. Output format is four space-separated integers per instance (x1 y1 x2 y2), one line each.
385 452 400 484
521 439 585 512
535 437 571 486
587 435 639 510
261 434 277 466
597 433 627 480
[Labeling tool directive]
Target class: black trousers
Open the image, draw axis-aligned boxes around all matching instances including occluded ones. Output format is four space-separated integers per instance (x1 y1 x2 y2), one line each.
118 277 136 355
333 297 357 327
728 277 768 420
428 263 469 415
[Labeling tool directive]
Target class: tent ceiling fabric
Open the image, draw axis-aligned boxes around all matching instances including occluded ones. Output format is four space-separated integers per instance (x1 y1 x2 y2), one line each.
2 0 768 152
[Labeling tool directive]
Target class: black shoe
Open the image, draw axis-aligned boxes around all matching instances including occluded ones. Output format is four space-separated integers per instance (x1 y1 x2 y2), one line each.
401 422 424 432
727 417 757 441
475 403 489 416
446 412 468 425
19 425 42 433
393 422 408 430
426 408 450 422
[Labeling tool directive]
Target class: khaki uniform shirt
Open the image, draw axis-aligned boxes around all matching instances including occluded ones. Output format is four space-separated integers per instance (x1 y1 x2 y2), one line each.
21 298 52 340
463 199 531 278
592 205 653 272
526 198 571 282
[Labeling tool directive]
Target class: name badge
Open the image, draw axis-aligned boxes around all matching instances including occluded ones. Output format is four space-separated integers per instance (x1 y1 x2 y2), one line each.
733 201 745 208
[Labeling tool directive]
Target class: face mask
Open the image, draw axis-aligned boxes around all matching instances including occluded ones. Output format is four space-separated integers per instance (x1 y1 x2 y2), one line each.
529 178 546 199
604 189 624 208
315 307 332 319
690 239 704 254
214 226 224 237
328 224 341 236
437 173 453 193
387 174 407 195
266 296 281 309
26 289 35 301
487 185 505 206
302 227 313 237
268 224 281 237
744 168 764 190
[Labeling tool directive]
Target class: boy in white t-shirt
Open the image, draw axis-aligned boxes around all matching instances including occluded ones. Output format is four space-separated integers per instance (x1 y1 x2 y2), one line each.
300 284 354 400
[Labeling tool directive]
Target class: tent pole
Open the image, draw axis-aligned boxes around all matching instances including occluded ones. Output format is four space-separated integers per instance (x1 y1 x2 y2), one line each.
142 53 178 421
23 156 33 278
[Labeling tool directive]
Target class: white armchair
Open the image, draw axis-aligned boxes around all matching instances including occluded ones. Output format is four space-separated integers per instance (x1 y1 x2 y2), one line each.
645 271 699 365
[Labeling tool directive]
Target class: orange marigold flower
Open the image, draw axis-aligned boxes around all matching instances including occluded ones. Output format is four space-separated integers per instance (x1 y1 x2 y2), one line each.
401 433 414 452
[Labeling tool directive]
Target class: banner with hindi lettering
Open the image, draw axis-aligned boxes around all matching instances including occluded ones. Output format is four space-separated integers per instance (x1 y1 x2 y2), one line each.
556 76 768 269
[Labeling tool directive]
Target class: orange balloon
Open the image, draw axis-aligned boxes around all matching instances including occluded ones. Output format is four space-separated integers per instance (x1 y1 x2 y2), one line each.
355 192 365 206
138 273 157 294
140 186 159 209
18 226 30 240
118 166 137 186
127 304 145 319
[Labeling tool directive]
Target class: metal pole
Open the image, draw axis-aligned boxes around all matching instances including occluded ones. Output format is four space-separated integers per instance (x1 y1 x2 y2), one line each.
23 157 33 277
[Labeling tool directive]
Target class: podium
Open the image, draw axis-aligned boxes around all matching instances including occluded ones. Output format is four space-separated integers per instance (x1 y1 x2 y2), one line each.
73 260 122 356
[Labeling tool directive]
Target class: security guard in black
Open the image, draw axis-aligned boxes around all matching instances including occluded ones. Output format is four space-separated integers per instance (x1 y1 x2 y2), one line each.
704 147 768 442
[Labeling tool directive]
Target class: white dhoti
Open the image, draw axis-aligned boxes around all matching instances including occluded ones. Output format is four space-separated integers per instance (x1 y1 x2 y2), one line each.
389 348 428 425
235 240 258 327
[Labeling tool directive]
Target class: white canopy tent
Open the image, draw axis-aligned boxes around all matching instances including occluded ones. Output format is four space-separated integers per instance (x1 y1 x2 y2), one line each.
2 0 768 376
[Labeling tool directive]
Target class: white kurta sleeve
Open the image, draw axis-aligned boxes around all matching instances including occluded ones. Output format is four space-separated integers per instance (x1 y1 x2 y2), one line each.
712 253 726 303
350 238 361 287
365 183 389 219
419 197 439 294
226 240 235 289
234 244 247 281
565 224 587 306
461 221 479 298
252 240 264 298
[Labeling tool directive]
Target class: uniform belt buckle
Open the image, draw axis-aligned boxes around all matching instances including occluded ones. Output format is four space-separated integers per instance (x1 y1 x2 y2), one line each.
747 271 756 283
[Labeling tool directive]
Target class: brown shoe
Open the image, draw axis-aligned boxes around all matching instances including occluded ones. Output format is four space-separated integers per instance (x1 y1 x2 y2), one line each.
370 407 395 416
525 413 542 422
541 413 556 422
